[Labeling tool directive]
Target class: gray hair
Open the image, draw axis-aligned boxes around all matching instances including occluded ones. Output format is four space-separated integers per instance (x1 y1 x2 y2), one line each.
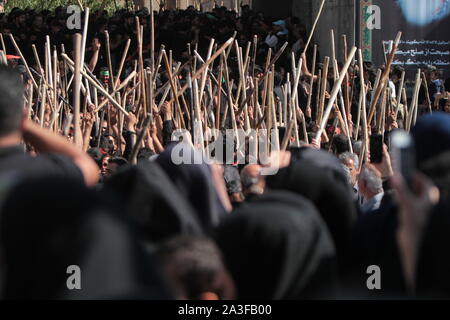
352 140 363 155
339 152 360 169
360 166 383 193
340 164 353 186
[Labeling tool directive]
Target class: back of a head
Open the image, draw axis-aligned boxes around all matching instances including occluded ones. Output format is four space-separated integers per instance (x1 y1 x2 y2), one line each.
332 134 350 155
266 152 357 267
155 235 235 300
0 65 24 136
103 160 204 243
214 194 337 299
412 112 450 165
0 176 173 299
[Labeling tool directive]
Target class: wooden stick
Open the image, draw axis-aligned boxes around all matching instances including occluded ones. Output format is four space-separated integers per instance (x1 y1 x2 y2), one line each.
129 113 153 164
170 37 234 103
104 30 116 89
32 45 43 76
162 49 185 129
52 48 58 132
62 54 129 116
0 33 6 54
402 87 409 130
315 69 322 120
421 71 433 114
252 35 258 78
77 0 85 11
216 55 224 130
394 70 405 118
407 69 421 131
39 80 46 125
73 34 83 147
317 57 330 124
27 83 33 120
368 32 402 125
354 83 363 140
198 39 215 106
305 44 317 113
94 71 137 112
235 42 288 118
377 86 387 134
371 69 382 104
315 47 357 141
80 7 90 75
0 50 7 65
9 34 38 89
342 34 351 123
358 50 369 163
45 37 53 97
330 29 337 79
334 59 352 152
302 0 326 55
114 38 131 89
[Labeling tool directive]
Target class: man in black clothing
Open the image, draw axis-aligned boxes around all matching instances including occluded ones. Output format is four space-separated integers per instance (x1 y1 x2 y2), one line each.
0 65 99 186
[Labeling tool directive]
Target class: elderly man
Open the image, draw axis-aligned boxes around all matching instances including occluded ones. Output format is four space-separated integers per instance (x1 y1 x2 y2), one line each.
339 152 360 187
358 164 385 213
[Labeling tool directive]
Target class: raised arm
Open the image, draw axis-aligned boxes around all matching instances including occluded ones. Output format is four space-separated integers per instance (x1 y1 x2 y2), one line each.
22 119 100 186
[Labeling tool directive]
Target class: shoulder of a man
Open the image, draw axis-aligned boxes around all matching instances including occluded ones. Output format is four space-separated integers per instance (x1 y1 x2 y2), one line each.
34 153 84 181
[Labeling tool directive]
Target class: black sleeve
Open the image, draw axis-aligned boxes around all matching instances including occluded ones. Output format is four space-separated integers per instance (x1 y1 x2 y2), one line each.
38 153 84 182
162 120 174 147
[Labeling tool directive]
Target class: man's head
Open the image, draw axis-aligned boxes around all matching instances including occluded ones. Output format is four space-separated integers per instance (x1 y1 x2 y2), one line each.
339 152 360 186
358 164 383 199
86 147 105 171
105 156 128 176
31 14 43 29
331 134 350 156
0 66 25 138
427 65 438 81
391 66 404 83
155 236 236 300
15 11 26 26
100 155 110 176
99 68 110 86
100 134 117 154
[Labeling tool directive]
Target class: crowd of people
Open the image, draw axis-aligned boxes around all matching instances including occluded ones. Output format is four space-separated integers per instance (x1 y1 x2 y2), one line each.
0 3 449 300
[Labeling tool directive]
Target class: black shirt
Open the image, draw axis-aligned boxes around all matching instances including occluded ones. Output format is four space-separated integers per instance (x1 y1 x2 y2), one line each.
0 145 83 184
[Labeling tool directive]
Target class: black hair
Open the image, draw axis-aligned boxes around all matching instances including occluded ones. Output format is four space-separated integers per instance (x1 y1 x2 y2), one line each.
331 134 350 155
155 235 230 299
137 147 156 162
108 156 128 167
0 66 24 136
392 65 404 79
444 78 450 92
87 148 104 168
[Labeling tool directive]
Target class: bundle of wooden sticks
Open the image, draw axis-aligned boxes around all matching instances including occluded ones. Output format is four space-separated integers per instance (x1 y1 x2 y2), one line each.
1 0 434 168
